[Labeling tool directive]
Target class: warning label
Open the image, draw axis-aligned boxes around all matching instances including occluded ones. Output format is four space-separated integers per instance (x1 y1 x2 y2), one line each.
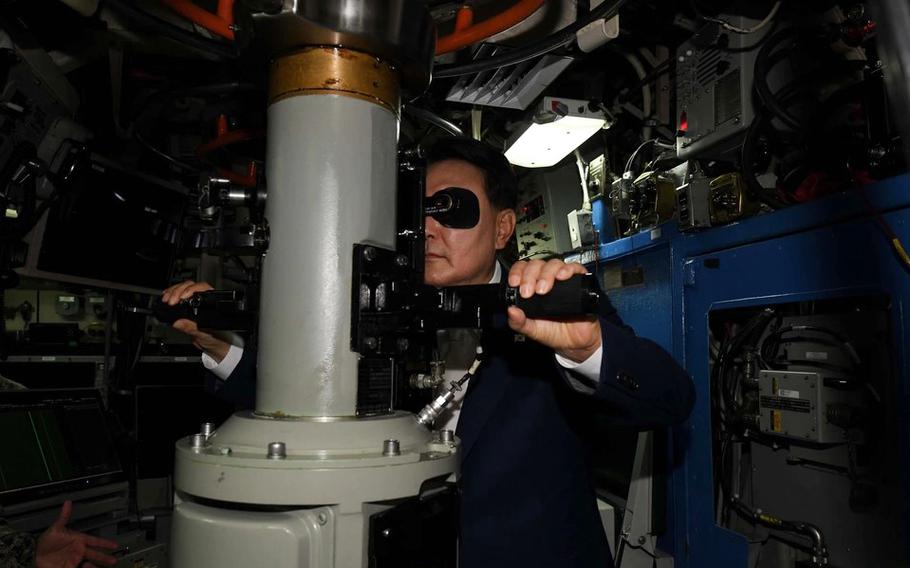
761 395 811 413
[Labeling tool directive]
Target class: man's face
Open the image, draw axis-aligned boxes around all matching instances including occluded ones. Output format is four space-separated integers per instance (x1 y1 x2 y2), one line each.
424 159 515 287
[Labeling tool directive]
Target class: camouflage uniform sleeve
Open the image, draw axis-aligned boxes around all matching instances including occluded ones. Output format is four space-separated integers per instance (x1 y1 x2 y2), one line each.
0 519 37 568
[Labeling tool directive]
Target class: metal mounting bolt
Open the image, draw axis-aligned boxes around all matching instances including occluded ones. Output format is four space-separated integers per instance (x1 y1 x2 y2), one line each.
383 439 400 456
267 441 287 459
201 422 215 439
190 433 206 450
317 513 328 525
362 247 377 262
364 337 378 350
395 254 409 267
440 429 455 443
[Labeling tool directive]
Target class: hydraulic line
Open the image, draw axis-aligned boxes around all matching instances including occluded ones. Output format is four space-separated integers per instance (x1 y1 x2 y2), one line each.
434 0 625 79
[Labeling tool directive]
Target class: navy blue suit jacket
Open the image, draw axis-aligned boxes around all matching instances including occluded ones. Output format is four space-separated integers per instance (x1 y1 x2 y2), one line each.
454 295 693 568
217 298 694 568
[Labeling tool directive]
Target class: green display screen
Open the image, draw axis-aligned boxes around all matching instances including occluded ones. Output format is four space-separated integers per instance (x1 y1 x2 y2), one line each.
0 392 121 500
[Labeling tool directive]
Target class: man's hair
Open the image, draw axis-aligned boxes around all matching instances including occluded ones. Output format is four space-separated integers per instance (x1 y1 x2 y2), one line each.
425 137 518 212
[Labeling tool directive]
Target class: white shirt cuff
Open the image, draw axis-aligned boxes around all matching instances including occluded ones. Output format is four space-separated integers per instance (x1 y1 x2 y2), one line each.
555 343 603 384
202 344 244 381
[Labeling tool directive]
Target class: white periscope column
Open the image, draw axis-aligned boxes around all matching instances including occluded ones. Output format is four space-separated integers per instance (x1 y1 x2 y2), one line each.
258 92 398 417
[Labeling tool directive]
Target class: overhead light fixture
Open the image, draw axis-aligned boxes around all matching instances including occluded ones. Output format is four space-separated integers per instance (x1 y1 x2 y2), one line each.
505 96 607 168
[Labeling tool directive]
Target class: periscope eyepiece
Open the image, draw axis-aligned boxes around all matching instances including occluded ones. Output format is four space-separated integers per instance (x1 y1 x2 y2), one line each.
425 187 480 229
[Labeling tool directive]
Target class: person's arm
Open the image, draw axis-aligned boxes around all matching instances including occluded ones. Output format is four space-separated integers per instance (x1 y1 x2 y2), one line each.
554 344 602 392
162 280 232 362
162 281 255 408
214 346 257 409
572 311 694 427
509 259 694 428
202 344 245 380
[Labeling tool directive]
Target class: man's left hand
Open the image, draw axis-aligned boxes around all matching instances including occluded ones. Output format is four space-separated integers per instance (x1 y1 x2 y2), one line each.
35 501 118 568
507 259 601 363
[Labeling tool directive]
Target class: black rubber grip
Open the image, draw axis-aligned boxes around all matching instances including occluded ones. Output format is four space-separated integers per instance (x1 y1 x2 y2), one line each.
508 274 601 318
152 291 254 331
152 301 195 325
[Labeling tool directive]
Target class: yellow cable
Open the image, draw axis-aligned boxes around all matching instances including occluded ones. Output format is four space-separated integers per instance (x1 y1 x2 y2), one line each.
892 238 910 269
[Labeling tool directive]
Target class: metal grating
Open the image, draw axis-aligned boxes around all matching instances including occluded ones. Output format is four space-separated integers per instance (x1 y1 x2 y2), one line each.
445 43 574 110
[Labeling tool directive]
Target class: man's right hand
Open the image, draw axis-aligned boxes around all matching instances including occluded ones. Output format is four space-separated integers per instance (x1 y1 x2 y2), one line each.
162 280 231 363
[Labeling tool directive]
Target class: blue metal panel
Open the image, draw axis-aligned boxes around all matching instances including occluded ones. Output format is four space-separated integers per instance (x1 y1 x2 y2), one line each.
601 247 674 351
679 214 910 567
597 245 683 555
588 172 910 567
594 172 910 262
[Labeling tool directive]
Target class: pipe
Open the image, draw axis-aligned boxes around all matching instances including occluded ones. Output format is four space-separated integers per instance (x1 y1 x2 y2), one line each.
794 522 828 565
195 126 264 187
160 0 235 41
574 150 590 210
403 105 464 137
622 53 653 140
435 0 624 78
104 0 237 59
436 0 546 55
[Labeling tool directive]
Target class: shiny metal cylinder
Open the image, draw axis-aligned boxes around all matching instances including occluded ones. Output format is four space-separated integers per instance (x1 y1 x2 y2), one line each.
258 48 399 416
267 441 287 459
382 439 400 456
252 0 435 97
190 433 206 450
200 422 215 438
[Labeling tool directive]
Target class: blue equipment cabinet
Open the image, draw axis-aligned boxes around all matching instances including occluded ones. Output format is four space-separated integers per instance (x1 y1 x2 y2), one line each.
586 173 910 567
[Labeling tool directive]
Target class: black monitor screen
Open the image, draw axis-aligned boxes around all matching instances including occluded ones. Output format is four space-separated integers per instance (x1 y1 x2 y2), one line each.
36 154 187 291
0 390 122 504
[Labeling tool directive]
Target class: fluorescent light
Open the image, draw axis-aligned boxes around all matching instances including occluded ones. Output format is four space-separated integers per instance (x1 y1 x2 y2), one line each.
504 97 606 168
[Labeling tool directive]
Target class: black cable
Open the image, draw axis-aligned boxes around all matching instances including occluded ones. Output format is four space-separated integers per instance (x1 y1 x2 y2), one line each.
616 61 672 106
760 325 860 364
753 27 816 131
712 310 776 520
105 0 239 60
740 111 787 209
625 138 659 174
402 105 464 136
134 132 202 173
434 0 626 79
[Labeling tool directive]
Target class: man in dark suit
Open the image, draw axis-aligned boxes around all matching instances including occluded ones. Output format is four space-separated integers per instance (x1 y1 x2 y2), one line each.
164 137 694 567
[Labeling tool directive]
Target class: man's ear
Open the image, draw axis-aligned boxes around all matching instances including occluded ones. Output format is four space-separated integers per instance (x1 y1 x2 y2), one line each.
494 208 516 250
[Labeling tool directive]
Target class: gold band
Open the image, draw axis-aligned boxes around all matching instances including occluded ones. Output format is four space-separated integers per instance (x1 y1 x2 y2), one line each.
269 47 400 114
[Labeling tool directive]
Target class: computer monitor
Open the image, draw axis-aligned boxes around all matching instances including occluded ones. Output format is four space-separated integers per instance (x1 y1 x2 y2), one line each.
0 389 123 505
18 153 188 294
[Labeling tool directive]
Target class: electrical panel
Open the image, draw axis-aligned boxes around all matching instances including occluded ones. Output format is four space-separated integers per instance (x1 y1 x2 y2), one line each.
515 164 581 259
566 209 595 249
675 15 767 160
676 170 712 231
709 298 902 568
586 154 609 199
757 370 853 444
610 170 676 237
